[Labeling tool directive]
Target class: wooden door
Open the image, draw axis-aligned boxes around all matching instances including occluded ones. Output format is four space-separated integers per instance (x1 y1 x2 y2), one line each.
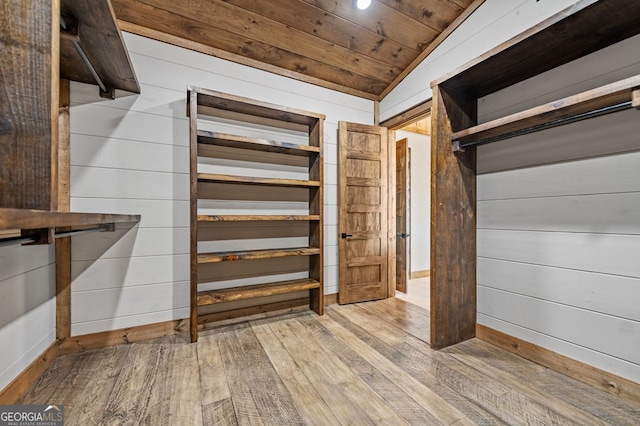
395 139 410 293
338 122 391 304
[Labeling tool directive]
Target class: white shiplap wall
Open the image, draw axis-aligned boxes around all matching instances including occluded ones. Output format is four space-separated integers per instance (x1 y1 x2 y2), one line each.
68 32 373 336
476 34 640 382
0 245 56 391
379 0 582 122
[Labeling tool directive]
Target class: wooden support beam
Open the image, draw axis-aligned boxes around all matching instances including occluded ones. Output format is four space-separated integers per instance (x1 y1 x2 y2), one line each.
56 78 71 341
430 85 477 349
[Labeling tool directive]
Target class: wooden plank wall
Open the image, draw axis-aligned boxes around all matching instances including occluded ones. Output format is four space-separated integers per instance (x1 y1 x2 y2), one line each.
67 32 372 336
0 0 58 393
476 34 640 383
379 0 582 121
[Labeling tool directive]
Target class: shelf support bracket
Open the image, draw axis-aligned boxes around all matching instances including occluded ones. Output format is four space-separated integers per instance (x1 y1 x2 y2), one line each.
452 140 465 153
632 89 640 110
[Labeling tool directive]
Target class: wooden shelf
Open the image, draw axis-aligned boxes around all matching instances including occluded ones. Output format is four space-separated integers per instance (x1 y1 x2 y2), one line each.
198 131 319 157
198 215 321 222
198 173 320 188
198 247 320 264
0 208 140 231
188 86 324 342
60 0 140 95
188 86 325 127
197 278 320 306
452 75 640 147
433 0 640 99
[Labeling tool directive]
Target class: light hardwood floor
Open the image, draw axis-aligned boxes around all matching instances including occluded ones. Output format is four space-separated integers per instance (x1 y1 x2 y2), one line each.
19 299 640 425
396 277 430 310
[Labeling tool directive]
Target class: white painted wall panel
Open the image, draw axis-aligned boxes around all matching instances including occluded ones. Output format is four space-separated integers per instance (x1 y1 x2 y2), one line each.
477 33 640 381
71 255 190 292
478 193 640 235
69 32 373 336
478 149 640 200
380 0 582 121
479 230 640 279
478 258 640 322
479 286 640 365
0 245 55 392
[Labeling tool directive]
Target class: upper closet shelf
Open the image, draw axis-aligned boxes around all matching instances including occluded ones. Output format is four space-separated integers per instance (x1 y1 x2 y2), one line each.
188 86 325 128
60 0 140 97
452 75 640 149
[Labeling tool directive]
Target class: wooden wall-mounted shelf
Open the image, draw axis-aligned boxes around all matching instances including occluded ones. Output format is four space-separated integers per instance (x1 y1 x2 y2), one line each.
452 75 640 149
433 0 640 100
0 208 140 231
0 208 140 246
60 0 140 96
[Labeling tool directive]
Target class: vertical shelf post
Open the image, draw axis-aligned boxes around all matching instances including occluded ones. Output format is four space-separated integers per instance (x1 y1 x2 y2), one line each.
430 85 477 349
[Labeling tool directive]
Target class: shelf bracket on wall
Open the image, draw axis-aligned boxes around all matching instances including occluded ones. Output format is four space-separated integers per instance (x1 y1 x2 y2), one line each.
633 89 640 110
60 15 115 99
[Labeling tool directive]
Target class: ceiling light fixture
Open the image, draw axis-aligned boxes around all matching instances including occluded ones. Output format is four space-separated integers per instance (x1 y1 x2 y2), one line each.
356 0 372 10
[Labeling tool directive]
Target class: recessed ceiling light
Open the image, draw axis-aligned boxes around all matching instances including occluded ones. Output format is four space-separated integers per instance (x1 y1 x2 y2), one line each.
356 0 372 10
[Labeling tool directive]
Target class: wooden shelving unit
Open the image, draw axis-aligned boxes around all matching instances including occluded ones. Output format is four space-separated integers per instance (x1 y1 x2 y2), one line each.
429 0 640 350
188 86 325 342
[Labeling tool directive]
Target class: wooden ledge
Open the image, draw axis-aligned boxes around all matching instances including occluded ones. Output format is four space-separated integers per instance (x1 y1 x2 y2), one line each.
0 208 140 231
451 74 640 147
197 278 320 306
198 247 321 264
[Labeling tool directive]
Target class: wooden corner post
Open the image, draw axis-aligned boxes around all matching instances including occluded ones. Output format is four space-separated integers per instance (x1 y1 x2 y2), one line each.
430 84 477 349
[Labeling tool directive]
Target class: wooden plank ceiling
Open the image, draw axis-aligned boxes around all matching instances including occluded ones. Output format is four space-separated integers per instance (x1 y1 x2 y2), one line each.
111 0 481 100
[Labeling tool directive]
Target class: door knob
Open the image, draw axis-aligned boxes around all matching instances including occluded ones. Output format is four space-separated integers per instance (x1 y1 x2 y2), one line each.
341 233 353 239
396 233 410 238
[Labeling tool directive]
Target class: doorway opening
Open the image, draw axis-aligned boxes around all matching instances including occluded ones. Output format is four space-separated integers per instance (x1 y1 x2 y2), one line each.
392 113 431 312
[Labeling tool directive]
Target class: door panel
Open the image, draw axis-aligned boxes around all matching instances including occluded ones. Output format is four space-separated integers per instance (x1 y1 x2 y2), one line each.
396 139 410 293
338 122 389 304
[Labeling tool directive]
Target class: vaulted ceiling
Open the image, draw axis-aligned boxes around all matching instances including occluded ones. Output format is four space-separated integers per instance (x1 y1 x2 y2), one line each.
111 0 482 100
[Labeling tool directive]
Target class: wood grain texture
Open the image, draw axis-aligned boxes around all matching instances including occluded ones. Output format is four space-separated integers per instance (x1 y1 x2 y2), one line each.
453 74 640 146
434 0 640 98
191 88 324 337
198 247 320 264
198 131 319 156
58 319 188 356
198 173 320 188
198 215 320 222
0 209 140 231
395 138 409 293
60 0 139 93
0 0 55 210
55 79 72 341
197 279 320 306
14 299 640 422
110 0 478 97
477 324 640 405
430 85 477 349
338 122 390 305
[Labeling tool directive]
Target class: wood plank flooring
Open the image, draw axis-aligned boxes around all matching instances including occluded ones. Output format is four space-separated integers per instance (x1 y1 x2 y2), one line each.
19 298 640 425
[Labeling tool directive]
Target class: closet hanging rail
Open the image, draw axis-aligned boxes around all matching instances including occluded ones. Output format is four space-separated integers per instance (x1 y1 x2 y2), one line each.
450 75 640 152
